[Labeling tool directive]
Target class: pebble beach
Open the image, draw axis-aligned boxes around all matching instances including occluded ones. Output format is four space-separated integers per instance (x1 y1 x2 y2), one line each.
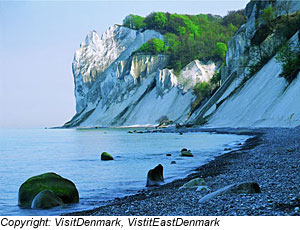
67 126 300 216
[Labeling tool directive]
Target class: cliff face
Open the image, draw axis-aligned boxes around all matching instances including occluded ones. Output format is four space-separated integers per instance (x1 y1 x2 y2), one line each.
72 25 164 114
66 0 299 128
190 0 300 127
221 0 300 83
65 25 216 127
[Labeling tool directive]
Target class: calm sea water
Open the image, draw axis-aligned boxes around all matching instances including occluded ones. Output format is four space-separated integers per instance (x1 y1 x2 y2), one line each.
0 128 248 216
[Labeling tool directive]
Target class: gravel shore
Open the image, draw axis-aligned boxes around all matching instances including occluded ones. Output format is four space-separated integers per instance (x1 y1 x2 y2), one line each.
67 126 300 216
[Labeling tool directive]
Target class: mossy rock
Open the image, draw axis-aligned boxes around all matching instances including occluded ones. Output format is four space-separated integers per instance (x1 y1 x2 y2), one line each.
101 152 114 161
146 164 164 187
31 189 64 209
180 149 193 157
18 172 79 208
179 178 206 190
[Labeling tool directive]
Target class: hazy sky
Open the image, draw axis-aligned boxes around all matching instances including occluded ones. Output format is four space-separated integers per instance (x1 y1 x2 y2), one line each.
0 0 249 128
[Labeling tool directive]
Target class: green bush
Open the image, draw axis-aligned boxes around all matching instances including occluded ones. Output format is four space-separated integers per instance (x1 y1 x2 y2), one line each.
194 82 211 98
136 38 168 54
275 42 300 83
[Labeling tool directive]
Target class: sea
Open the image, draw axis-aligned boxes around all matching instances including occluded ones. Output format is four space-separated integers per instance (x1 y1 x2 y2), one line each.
0 128 249 216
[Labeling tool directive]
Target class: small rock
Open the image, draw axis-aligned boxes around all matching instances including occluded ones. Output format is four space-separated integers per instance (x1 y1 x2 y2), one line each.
166 153 172 156
179 132 183 135
101 152 114 161
180 148 193 157
171 161 176 164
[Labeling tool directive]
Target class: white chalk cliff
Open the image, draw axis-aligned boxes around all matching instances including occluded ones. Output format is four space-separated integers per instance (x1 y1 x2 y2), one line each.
190 0 300 127
65 25 216 127
65 0 300 128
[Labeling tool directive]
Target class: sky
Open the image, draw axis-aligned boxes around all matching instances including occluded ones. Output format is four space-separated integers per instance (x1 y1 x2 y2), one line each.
0 0 249 128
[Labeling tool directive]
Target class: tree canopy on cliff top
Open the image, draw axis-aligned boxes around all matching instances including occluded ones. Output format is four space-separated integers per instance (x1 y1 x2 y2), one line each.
123 11 246 72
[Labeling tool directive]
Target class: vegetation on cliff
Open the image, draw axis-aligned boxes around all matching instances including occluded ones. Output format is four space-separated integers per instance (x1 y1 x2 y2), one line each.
251 7 300 83
124 11 246 72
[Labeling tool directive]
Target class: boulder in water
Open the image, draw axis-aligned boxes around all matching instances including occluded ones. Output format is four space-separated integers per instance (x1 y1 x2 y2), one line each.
18 172 79 208
31 189 64 209
101 152 114 161
180 148 193 157
146 164 164 187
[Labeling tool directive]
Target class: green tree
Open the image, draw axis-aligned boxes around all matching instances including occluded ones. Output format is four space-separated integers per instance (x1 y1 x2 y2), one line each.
144 12 168 31
164 33 179 52
152 38 166 53
261 6 275 29
136 38 167 54
214 42 228 60
123 14 145 30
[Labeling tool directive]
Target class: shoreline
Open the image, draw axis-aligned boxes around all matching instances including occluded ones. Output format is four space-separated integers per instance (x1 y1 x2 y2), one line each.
65 126 300 216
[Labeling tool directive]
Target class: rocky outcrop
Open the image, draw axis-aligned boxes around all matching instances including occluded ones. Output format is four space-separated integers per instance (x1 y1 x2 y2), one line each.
222 0 300 83
178 60 216 92
146 164 164 187
65 25 216 128
72 26 163 114
190 0 300 127
18 172 79 208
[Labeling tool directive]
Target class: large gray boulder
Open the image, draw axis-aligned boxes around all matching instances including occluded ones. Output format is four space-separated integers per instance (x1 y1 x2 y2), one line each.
31 190 64 209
